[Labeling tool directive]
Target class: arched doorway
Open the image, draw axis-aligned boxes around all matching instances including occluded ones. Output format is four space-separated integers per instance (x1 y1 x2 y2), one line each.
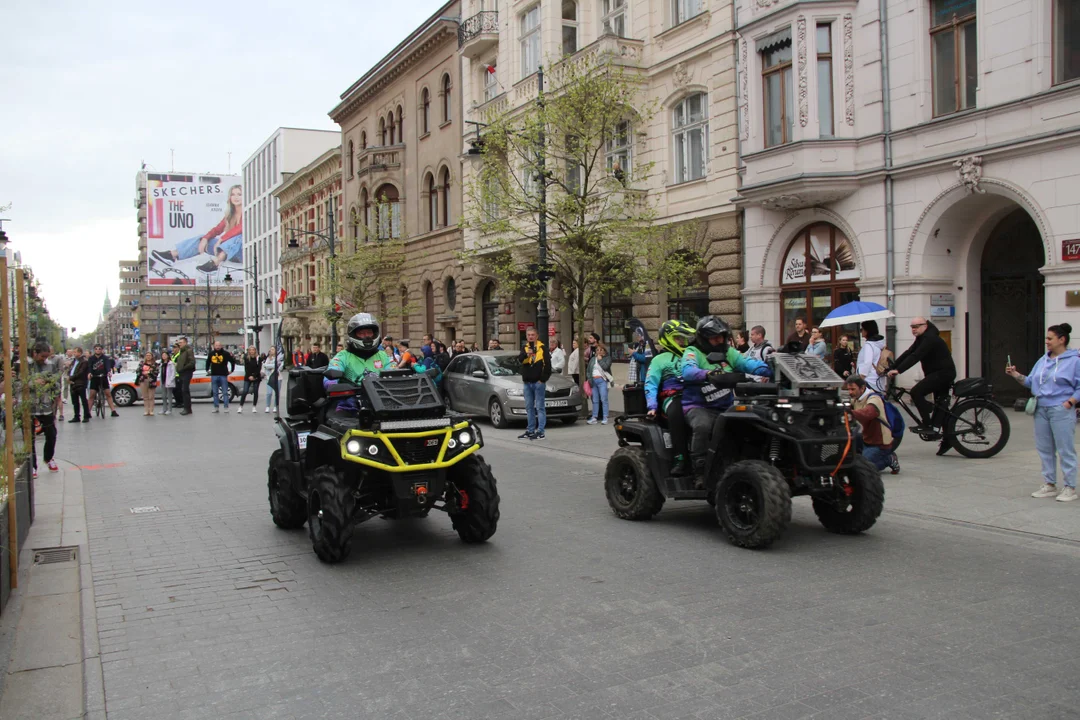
779 223 859 351
981 208 1044 402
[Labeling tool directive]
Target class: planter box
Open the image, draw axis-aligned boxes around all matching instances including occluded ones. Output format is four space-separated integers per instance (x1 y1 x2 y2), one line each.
0 503 10 616
14 460 30 554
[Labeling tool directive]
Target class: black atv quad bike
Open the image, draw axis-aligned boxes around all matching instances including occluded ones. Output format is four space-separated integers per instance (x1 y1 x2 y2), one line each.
269 367 500 563
606 353 884 549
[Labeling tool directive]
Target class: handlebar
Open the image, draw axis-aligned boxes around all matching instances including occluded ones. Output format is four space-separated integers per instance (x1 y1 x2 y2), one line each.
735 382 779 396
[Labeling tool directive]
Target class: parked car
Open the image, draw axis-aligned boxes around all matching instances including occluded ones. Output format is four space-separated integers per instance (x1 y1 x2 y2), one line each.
442 351 582 428
109 355 244 406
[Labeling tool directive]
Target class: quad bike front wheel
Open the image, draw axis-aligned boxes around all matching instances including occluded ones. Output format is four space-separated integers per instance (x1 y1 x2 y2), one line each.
448 454 500 543
268 449 306 529
812 456 884 535
715 460 791 549
307 466 354 563
605 446 664 520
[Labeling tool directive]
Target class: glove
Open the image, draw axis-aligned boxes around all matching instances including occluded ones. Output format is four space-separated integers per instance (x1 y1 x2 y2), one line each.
706 370 747 388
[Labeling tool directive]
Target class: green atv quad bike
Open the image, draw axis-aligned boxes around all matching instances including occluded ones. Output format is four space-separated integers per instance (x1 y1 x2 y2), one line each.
269 367 500 563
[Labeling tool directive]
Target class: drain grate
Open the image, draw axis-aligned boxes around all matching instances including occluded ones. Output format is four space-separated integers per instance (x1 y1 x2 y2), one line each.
130 506 161 514
33 546 78 565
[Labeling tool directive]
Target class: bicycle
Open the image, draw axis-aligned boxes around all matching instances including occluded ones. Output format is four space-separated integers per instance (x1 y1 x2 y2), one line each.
92 378 106 419
884 374 1010 458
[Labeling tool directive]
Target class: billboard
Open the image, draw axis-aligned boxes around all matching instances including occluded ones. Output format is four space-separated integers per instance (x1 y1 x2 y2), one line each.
146 174 243 286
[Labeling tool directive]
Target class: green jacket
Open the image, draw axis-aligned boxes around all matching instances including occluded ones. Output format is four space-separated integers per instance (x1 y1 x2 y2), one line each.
174 346 196 374
326 349 397 385
644 352 683 412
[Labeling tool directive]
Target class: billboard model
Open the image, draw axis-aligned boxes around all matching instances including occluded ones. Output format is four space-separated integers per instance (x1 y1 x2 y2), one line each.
146 173 243 286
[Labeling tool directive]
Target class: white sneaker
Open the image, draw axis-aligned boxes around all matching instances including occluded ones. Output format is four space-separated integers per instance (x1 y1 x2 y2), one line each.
587 418 597 425
264 407 270 413
251 407 257 414
1057 487 1078 502
236 407 244 414
212 408 219 414
1032 484 1059 498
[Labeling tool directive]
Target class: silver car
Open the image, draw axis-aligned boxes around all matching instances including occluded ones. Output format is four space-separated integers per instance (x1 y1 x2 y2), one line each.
442 351 582 428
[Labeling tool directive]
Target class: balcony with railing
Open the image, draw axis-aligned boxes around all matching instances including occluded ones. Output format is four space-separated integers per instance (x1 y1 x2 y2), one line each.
284 296 311 313
458 11 498 60
356 145 404 179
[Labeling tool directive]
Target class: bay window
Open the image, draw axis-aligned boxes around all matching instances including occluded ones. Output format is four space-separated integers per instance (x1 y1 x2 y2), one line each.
761 28 793 147
817 24 833 137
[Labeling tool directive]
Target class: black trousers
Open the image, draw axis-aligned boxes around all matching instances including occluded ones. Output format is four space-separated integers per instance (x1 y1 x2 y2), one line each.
911 370 956 427
178 371 194 411
239 379 261 407
661 396 690 461
686 407 723 468
70 384 90 419
32 413 57 467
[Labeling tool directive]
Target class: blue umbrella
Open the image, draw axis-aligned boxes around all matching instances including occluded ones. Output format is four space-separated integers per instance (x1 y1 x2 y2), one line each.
818 301 894 329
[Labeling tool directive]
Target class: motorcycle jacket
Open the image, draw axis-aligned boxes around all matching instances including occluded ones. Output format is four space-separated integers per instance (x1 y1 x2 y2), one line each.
323 349 398 411
644 352 683 413
681 345 768 411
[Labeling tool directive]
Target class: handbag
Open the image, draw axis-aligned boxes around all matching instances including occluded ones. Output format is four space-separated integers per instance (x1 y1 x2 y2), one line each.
583 379 593 399
1025 397 1036 415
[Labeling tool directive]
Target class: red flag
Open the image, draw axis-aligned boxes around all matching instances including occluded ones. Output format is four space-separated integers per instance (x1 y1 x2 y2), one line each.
278 288 287 304
486 65 496 75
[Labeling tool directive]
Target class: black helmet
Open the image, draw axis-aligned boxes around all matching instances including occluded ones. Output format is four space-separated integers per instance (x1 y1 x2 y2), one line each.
345 312 381 357
695 315 731 341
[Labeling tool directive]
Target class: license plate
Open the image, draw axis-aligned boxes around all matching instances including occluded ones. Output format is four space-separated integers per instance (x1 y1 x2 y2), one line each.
297 432 309 450
545 400 568 407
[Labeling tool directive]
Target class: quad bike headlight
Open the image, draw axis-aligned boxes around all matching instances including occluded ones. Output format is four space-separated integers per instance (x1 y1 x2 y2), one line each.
770 411 780 422
786 414 796 425
447 438 458 450
367 444 380 456
345 439 362 455
458 430 473 446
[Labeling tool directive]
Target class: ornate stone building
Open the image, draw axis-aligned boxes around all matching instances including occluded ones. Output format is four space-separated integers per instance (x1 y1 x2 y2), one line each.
276 147 343 356
735 0 1080 399
329 0 473 346
458 0 744 360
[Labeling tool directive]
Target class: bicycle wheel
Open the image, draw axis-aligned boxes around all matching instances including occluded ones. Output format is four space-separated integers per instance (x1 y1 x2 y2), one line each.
944 398 1010 459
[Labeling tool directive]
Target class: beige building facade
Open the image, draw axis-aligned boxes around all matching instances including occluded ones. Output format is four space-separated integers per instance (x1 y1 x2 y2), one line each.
328 0 473 348
458 0 743 359
735 0 1080 398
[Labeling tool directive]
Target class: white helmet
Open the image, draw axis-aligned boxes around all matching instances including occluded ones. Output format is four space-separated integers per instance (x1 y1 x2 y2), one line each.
345 312 381 356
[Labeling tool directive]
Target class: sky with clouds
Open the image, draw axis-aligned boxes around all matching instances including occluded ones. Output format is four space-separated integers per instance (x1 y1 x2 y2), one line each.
0 0 449 336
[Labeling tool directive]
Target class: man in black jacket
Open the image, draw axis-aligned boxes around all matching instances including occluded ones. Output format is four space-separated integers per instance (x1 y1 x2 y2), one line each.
206 342 236 413
517 327 550 440
67 347 91 422
307 343 330 369
887 318 956 431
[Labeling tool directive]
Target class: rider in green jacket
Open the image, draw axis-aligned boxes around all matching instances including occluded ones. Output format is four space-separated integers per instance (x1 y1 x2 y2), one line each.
644 320 696 477
324 313 397 414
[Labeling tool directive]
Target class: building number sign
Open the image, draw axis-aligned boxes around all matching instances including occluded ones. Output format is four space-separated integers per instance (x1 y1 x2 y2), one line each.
1064 239 1080 262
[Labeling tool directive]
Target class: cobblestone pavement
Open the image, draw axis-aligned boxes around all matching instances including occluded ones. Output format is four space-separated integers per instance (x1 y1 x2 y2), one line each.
55 402 1080 720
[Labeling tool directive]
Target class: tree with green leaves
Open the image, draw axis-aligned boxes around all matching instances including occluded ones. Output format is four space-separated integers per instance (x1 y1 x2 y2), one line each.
461 51 707 400
318 198 409 326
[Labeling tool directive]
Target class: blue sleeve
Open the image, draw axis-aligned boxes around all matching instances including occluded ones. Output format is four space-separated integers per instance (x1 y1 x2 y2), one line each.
682 349 708 382
644 361 662 410
729 347 770 377
1024 358 1040 389
631 350 647 363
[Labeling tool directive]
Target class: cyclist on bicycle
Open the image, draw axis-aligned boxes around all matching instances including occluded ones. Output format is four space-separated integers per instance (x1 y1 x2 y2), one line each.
86 344 119 418
885 317 955 434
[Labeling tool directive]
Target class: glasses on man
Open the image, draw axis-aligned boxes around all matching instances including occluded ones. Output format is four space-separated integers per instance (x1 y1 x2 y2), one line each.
910 323 926 329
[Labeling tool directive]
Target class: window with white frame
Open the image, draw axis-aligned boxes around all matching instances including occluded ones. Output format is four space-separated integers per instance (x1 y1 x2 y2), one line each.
606 121 631 184
671 0 702 27
602 0 627 37
483 62 499 101
672 94 707 183
562 1 578 56
521 6 541 78
816 23 834 137
1054 0 1079 85
930 0 976 117
761 29 793 147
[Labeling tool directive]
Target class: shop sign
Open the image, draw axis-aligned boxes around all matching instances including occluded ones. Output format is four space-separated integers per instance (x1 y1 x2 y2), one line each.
930 306 955 318
1063 239 1080 262
517 322 535 331
930 293 955 306
784 297 807 309
548 327 556 336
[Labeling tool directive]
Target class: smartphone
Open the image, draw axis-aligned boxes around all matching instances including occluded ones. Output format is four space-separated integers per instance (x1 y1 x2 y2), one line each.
1006 354 1012 369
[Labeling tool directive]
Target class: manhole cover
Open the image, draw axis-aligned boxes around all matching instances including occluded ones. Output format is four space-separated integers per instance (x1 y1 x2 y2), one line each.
33 547 78 565
130 506 161 514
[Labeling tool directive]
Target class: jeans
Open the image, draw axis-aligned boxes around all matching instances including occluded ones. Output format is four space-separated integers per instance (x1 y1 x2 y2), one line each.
32 414 57 468
862 445 893 472
211 376 229 408
174 234 217 260
162 385 174 413
178 371 194 411
70 385 90 419
523 381 546 433
239 379 260 407
1034 404 1077 488
590 378 609 420
265 376 278 409
911 370 956 427
216 235 243 262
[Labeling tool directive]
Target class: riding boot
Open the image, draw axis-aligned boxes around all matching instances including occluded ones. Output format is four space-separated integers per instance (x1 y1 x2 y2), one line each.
670 455 693 478
692 459 707 490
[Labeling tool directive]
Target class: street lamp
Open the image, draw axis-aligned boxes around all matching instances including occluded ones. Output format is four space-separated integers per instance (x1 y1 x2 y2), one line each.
223 267 274 352
287 194 339 349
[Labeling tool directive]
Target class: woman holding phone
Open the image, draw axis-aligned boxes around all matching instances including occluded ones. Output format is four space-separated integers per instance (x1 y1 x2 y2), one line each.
1006 323 1080 502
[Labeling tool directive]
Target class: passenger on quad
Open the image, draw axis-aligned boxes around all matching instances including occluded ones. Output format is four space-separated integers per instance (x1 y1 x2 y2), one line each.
681 315 770 487
644 320 695 478
323 313 397 419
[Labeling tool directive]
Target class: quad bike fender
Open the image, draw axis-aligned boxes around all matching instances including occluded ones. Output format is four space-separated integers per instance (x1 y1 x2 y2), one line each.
304 430 343 472
614 416 674 493
274 420 299 462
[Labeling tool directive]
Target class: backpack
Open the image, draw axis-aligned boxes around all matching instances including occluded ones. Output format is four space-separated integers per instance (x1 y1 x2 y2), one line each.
875 346 894 375
872 391 905 445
